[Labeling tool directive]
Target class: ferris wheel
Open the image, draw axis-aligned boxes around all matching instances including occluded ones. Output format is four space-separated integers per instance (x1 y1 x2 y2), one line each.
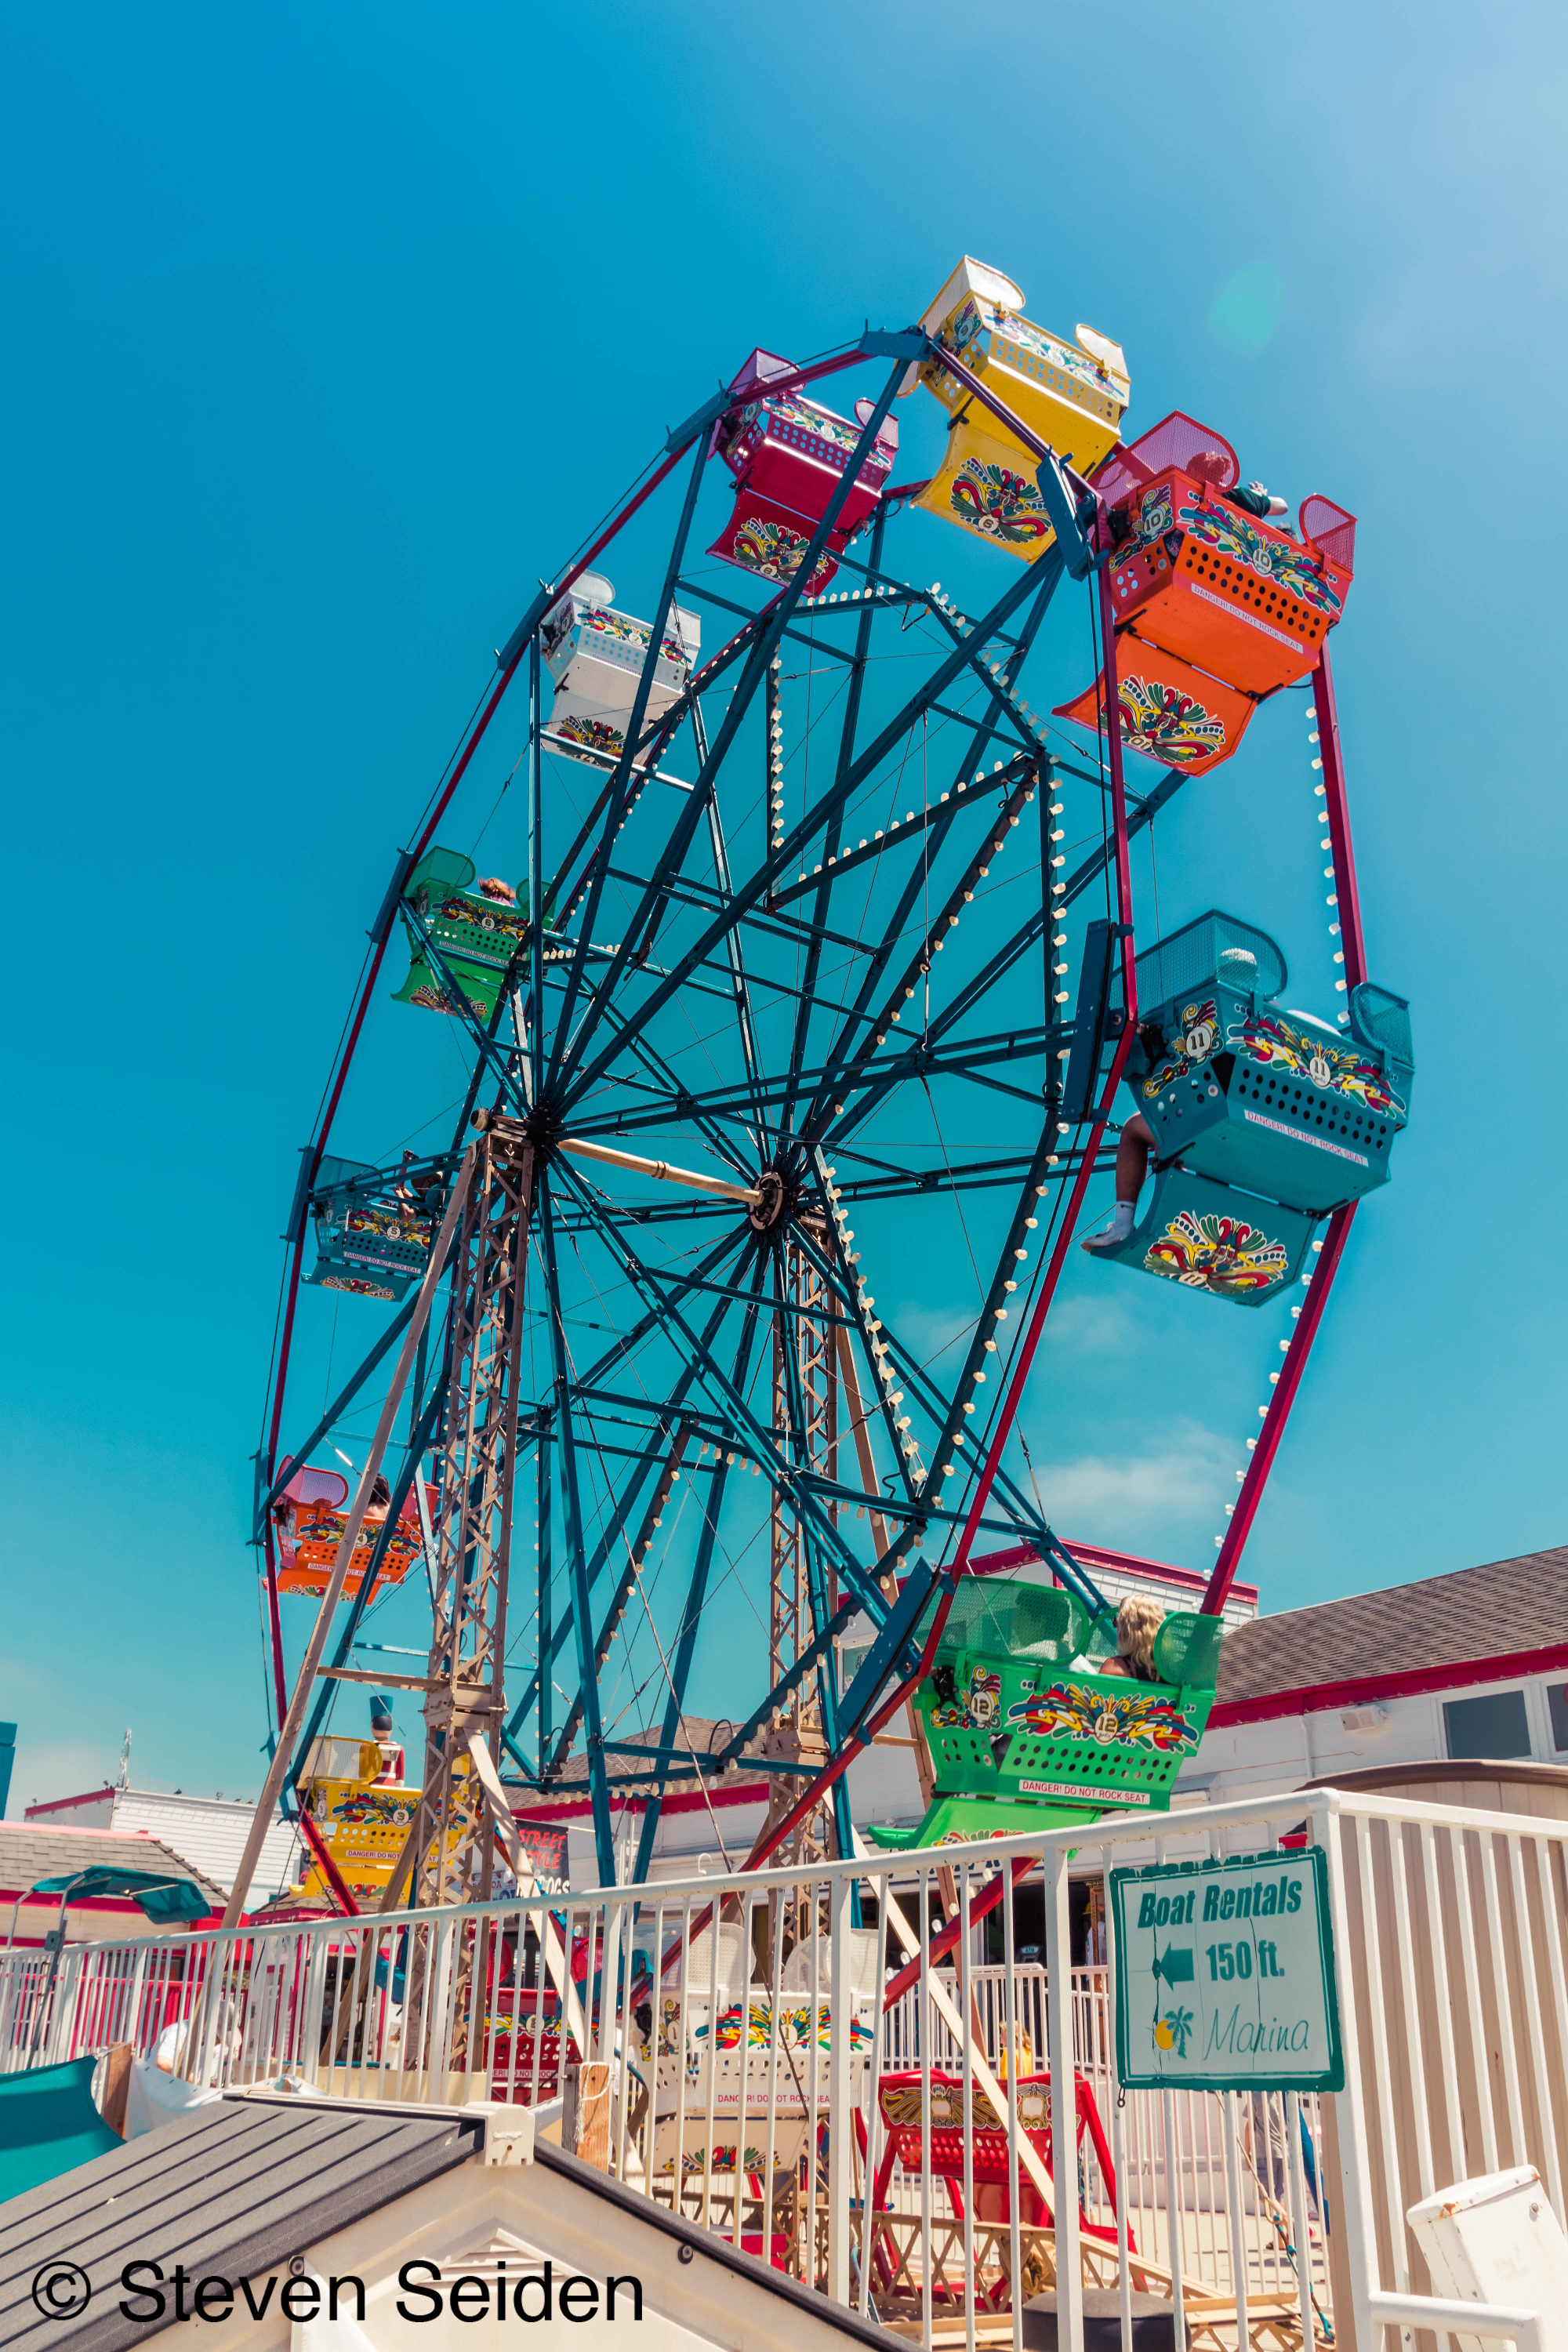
234 255 1411 1922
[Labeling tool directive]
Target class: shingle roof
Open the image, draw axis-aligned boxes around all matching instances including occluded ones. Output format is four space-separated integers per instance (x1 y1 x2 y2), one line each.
0 1825 226 1909
1214 1544 1568 1708
0 2097 483 2352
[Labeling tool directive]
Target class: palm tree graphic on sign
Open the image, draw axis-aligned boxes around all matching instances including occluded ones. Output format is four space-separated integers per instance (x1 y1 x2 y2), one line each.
1154 2006 1194 2056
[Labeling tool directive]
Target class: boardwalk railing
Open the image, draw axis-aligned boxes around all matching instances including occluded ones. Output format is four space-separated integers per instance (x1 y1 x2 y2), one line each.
4 1788 1563 2352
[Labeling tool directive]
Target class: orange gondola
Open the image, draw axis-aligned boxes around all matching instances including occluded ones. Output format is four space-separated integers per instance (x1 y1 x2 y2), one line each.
1054 645 1259 777
272 1465 432 1600
1055 412 1356 775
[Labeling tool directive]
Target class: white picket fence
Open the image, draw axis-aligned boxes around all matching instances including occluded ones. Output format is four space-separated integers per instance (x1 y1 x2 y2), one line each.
5 1788 1565 2352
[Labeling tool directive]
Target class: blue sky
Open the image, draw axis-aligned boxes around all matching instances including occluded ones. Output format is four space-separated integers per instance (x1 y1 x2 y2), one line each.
3 2 1564 1813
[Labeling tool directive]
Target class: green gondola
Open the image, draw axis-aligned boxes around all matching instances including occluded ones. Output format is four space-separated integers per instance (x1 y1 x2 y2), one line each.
391 848 531 1024
866 1579 1222 1850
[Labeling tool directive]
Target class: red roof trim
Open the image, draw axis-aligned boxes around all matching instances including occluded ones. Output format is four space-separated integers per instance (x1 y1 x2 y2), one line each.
1 1821 154 1838
22 1790 118 1817
1210 1639 1568 1728
970 1540 1257 1607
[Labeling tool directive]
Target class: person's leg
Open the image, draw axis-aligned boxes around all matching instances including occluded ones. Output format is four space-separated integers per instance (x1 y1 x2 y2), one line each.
1116 1114 1154 1200
1080 1114 1154 1251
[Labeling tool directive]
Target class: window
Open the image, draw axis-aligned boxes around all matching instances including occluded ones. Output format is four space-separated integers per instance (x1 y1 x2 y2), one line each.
1443 1689 1530 1762
1548 1684 1568 1753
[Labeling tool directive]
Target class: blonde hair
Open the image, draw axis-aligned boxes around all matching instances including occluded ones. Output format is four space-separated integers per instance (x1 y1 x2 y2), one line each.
1116 1595 1165 1682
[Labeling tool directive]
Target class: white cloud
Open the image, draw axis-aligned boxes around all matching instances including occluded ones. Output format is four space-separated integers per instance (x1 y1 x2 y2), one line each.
1036 1293 1138 1356
5 1732 187 1820
8 1739 120 1819
1028 1420 1236 1556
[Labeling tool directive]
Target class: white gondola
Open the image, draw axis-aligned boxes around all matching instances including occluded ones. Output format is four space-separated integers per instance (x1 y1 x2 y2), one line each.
541 571 700 768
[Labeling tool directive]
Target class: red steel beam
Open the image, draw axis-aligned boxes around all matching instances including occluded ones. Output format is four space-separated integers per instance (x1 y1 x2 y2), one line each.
1312 643 1365 987
1199 1198 1356 1617
880 1855 1036 2006
1200 639 1368 1615
291 1798 361 1919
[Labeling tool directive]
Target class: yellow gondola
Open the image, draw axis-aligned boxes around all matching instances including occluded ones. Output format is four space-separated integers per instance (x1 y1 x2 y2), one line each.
904 256 1130 558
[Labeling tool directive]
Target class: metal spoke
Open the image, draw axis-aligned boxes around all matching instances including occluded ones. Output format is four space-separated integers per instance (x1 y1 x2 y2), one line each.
257 319 1316 1923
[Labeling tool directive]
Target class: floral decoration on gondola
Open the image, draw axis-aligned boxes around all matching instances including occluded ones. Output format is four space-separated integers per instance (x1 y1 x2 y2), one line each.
1006 1682 1200 1752
1116 676 1230 766
731 512 837 590
554 713 626 756
880 2076 1052 2136
692 2002 876 2054
1176 494 1345 614
1229 1010 1404 1116
948 457 1050 546
1140 998 1221 1098
343 1204 433 1247
1143 1207 1291 1296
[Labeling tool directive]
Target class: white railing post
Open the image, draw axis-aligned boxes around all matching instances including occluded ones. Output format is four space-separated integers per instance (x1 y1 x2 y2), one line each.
1316 1791 1379 2352
858 1884 890 2318
47 1944 83 2063
827 1864 854 2307
1287 2091 1315 2352
1102 1868 1134 2352
919 1861 935 2352
1002 1863 1024 2352
1367 2289 1545 2352
1221 2089 1251 2350
1044 1840 1082 2352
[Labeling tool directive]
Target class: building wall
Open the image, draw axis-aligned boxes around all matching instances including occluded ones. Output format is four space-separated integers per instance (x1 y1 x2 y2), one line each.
112 1791 303 1900
207 2136 889 2352
1067 1555 1258 1632
25 1788 303 1900
22 1788 115 1830
1180 1663 1568 1808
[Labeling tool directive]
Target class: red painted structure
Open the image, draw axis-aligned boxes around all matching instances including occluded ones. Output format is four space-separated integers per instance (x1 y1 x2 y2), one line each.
1200 642 1367 1617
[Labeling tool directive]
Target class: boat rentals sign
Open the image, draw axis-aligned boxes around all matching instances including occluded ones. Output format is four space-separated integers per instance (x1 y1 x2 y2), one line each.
1109 1848 1344 2093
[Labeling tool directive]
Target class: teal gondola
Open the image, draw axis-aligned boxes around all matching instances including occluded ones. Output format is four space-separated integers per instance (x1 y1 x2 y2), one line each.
1094 909 1412 1305
303 1156 435 1303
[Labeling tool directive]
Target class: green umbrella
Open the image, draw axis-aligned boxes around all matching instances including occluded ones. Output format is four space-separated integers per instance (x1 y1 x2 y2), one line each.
19 1868 215 2061
29 1867 212 1925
